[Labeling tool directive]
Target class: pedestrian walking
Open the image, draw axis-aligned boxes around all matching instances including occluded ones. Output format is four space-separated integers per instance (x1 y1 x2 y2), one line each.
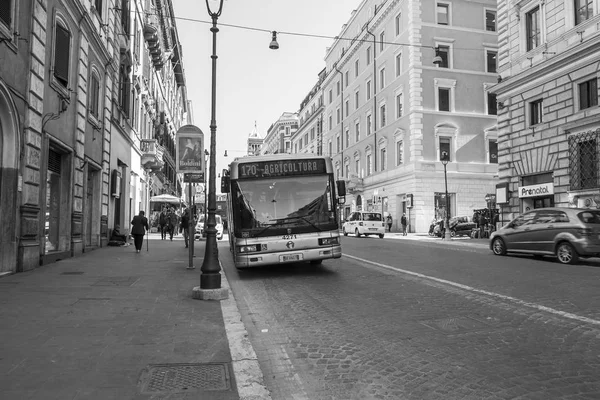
159 207 167 240
130 210 149 253
386 214 393 232
166 208 177 241
180 208 191 248
401 213 407 236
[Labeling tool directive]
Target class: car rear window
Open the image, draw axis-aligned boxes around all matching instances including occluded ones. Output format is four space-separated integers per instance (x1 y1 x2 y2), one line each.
363 213 382 221
578 211 600 224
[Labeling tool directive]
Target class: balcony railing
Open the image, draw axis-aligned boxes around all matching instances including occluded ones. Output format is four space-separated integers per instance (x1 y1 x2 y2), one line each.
141 139 165 172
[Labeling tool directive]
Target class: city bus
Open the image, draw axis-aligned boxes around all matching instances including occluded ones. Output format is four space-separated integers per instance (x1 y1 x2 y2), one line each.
221 153 346 268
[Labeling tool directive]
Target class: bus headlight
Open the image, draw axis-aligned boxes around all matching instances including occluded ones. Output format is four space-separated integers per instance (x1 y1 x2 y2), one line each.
237 244 261 253
319 237 339 246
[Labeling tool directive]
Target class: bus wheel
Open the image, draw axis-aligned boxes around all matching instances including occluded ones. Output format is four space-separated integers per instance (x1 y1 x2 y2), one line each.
310 260 323 265
355 228 361 238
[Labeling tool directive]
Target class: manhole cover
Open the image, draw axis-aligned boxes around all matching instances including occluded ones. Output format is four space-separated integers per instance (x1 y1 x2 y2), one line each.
420 316 489 333
92 276 139 286
139 363 230 394
61 271 84 275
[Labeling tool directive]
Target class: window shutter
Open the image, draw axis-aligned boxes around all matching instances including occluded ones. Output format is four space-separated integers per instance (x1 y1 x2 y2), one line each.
48 149 62 174
54 24 70 87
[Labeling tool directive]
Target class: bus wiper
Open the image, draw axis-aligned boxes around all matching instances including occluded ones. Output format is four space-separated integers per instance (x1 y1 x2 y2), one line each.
278 215 323 231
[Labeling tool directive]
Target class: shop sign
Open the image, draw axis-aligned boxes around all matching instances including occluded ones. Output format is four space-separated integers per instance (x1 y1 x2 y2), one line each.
518 182 554 198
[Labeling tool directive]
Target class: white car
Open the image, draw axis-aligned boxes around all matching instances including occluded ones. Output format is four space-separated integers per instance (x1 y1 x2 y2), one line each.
195 214 224 240
343 211 385 238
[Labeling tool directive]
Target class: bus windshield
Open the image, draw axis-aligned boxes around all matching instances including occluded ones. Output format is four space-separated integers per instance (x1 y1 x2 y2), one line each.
231 175 337 237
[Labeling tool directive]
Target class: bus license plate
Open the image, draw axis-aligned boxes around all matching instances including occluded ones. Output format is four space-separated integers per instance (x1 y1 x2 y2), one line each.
280 254 302 262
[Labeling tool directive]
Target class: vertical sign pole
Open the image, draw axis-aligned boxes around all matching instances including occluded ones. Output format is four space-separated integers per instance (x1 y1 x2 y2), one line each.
187 177 194 269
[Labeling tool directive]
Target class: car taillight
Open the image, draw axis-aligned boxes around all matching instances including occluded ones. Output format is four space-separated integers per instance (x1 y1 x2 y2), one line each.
578 227 593 236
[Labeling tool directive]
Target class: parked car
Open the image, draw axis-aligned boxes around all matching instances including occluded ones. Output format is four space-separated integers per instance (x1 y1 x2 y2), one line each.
343 211 385 238
448 216 477 237
195 214 224 240
489 207 600 264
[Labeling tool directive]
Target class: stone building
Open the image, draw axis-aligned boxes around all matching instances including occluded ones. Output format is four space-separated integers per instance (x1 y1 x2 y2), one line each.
0 0 189 274
293 68 326 157
315 0 499 232
262 112 299 155
493 0 600 217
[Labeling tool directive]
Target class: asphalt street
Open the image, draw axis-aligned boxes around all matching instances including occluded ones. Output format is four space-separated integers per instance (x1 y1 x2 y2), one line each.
222 234 600 400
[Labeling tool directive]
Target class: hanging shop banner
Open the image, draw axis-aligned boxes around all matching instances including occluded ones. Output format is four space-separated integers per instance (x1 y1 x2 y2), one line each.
176 124 205 174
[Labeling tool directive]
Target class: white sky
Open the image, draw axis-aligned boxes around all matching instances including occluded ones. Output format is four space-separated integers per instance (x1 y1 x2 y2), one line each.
173 0 359 178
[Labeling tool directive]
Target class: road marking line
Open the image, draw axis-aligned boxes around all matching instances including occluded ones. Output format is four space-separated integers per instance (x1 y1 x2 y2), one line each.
344 254 600 327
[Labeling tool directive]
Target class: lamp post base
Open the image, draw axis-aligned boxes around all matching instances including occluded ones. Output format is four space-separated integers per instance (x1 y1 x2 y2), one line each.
192 286 229 300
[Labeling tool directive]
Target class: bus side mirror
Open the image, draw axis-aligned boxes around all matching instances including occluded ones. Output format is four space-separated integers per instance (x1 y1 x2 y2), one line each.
221 175 230 193
336 180 346 197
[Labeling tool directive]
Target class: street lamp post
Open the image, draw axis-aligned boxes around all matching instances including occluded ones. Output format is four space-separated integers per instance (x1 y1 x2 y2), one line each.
203 150 209 224
200 0 224 290
441 152 451 240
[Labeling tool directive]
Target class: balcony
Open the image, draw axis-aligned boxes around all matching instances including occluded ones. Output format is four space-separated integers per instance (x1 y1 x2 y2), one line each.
141 139 165 172
346 174 364 194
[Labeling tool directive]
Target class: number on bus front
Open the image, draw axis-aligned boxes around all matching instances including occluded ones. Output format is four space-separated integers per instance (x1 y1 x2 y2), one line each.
282 234 297 240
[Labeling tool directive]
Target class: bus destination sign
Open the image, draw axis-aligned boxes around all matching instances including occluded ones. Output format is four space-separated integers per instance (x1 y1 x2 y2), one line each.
238 159 327 179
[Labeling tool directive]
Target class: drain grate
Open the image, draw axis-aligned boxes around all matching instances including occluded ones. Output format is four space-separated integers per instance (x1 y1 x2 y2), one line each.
61 271 84 275
420 316 489 333
139 363 230 394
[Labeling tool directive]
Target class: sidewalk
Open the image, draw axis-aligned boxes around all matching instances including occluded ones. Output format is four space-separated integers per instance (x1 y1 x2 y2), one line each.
0 233 269 400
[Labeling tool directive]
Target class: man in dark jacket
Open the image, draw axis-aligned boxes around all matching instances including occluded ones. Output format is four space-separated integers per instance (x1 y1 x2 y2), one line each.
159 208 167 240
180 208 191 248
130 211 149 253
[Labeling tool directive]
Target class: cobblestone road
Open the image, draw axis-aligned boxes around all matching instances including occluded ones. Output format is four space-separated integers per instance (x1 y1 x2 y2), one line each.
222 237 600 400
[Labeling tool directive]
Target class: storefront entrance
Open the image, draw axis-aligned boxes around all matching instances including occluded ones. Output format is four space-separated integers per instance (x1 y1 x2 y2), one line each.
534 196 554 209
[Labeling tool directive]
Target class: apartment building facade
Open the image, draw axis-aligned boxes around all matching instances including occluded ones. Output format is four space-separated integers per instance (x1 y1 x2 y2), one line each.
492 0 600 217
0 0 188 274
293 68 326 157
262 112 299 155
312 0 500 232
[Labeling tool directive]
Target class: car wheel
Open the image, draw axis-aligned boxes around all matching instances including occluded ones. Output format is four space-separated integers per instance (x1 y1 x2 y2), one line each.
379 234 384 239
355 228 361 238
556 242 579 265
450 230 456 237
491 237 506 256
343 228 348 236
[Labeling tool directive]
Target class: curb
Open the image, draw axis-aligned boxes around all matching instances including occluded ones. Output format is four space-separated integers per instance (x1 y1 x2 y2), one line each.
220 266 272 400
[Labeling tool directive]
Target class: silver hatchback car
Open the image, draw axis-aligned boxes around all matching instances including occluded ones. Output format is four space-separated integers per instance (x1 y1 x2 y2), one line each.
490 207 600 264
